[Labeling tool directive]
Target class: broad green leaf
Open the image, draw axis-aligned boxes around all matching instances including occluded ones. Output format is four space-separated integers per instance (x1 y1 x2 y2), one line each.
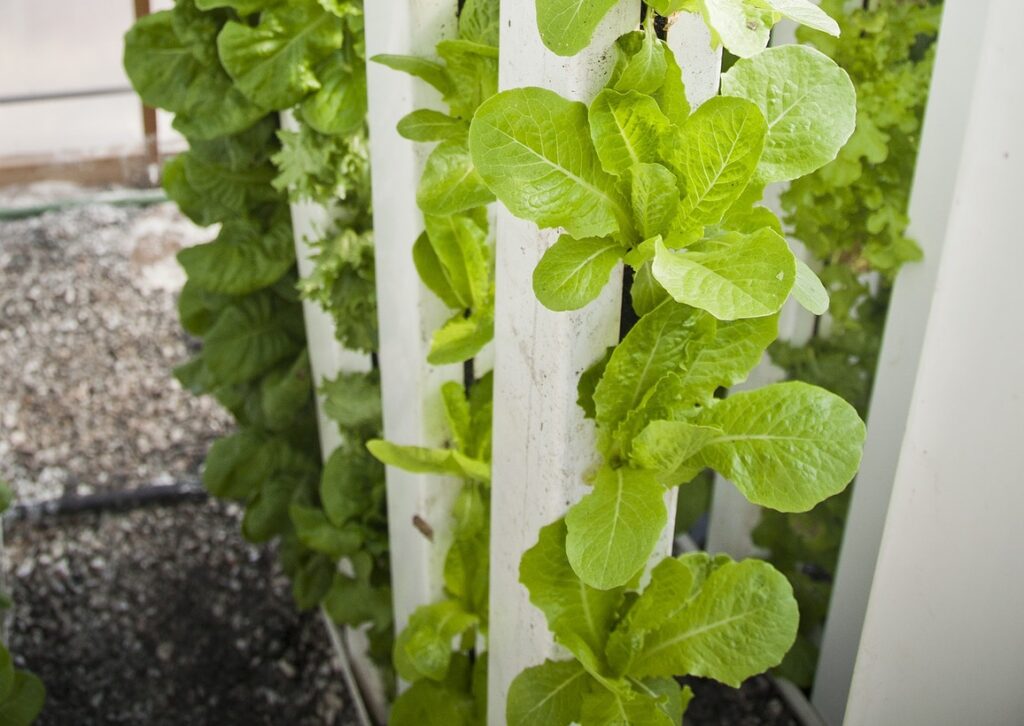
793 258 829 315
579 685 676 726
459 0 500 47
702 0 772 58
204 431 271 499
323 570 392 631
669 314 778 405
260 350 312 426
630 557 798 686
669 96 766 234
195 0 270 12
436 39 499 119
372 54 453 96
398 110 468 142
610 32 691 127
123 11 265 141
577 347 615 420
652 231 795 320
204 294 304 385
534 0 620 56
300 57 367 136
606 557 697 674
614 20 666 96
594 301 708 432
441 381 472 454
470 87 631 240
507 659 589 726
413 231 463 310
589 90 672 177
218 0 344 109
645 0 695 14
243 473 300 543
532 235 624 312
177 215 294 296
418 138 495 216
390 677 476 726
694 381 865 512
629 420 721 475
366 440 490 483
721 45 856 183
423 213 490 308
520 519 624 662
0 671 45 726
394 600 479 682
320 371 382 431
290 504 362 558
764 0 840 36
565 466 667 589
630 262 671 317
320 445 375 527
630 163 682 240
292 553 335 610
428 308 494 365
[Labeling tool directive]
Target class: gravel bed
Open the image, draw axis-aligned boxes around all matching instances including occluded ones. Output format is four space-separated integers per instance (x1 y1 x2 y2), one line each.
2 500 355 725
0 188 359 725
0 193 232 502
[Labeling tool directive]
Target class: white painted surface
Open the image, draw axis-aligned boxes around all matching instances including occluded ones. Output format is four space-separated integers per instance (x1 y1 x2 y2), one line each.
486 7 721 722
363 0 463 654
486 4 638 721
812 0 990 720
839 1 1024 722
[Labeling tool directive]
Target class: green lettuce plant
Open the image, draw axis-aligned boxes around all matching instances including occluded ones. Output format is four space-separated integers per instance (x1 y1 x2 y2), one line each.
125 0 394 681
468 9 865 722
373 0 499 364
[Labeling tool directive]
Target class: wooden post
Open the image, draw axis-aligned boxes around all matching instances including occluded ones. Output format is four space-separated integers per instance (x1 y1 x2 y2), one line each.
362 0 463 654
132 0 159 180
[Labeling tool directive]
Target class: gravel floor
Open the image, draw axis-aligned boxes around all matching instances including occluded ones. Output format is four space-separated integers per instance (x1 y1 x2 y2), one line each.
0 187 358 725
0 193 231 502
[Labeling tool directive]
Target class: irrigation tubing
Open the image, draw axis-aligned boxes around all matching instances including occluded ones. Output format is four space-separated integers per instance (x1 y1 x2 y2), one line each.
4 479 208 524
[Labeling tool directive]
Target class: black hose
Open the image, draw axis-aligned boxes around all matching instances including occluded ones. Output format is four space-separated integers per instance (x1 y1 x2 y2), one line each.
4 479 208 524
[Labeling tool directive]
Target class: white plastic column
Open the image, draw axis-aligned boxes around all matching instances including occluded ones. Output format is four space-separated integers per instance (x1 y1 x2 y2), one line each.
282 111 384 726
363 0 463 647
811 1 993 721
487 8 720 722
827 1 1024 722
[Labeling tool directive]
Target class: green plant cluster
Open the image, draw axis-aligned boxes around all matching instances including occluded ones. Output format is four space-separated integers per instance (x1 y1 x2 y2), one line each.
363 1 499 720
755 0 943 687
0 483 45 726
374 0 499 365
463 3 866 722
123 0 393 679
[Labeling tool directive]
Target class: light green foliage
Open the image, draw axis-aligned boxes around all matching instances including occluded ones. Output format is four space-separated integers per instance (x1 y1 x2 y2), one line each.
372 376 493 723
480 9 864 719
565 466 668 590
534 0 621 56
694 382 865 511
532 235 625 311
757 0 942 686
296 226 377 354
536 0 840 58
374 3 499 366
125 0 394 689
512 529 796 723
0 645 45 726
652 231 795 320
471 87 630 241
721 45 857 183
